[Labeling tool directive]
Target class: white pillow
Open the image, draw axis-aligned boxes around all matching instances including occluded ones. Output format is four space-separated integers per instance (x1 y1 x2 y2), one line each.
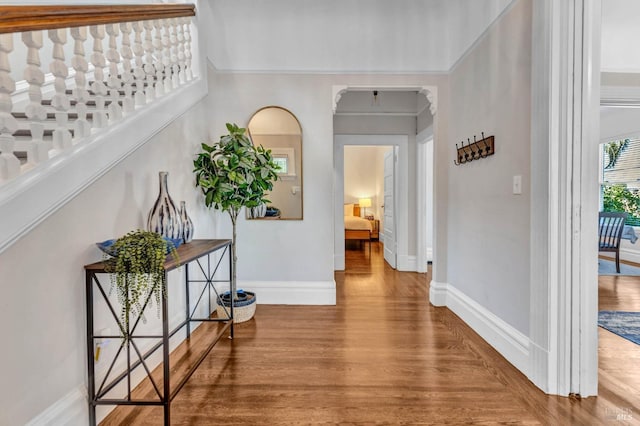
344 203 354 216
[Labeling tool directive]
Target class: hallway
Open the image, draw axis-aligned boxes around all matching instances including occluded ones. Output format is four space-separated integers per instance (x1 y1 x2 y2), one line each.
103 242 638 424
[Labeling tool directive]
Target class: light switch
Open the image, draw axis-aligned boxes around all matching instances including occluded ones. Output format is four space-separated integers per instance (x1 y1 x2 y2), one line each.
513 175 522 195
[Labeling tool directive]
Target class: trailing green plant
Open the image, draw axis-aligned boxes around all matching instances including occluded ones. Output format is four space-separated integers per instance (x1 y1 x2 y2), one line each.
104 229 179 339
193 123 279 301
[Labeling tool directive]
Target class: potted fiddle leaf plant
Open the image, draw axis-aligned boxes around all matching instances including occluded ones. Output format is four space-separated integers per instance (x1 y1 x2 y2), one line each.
193 123 279 322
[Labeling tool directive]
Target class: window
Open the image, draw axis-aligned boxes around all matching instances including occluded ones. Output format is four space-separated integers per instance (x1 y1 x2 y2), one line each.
601 138 640 226
269 147 296 179
272 156 289 174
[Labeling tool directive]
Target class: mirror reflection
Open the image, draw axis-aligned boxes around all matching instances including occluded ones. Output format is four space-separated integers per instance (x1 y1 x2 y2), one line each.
247 106 303 220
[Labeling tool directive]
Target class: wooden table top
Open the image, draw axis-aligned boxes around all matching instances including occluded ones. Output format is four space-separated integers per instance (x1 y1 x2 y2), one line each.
84 239 232 273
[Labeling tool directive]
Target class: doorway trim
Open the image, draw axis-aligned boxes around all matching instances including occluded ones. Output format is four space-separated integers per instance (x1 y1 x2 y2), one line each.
416 126 434 274
334 135 409 271
529 0 601 397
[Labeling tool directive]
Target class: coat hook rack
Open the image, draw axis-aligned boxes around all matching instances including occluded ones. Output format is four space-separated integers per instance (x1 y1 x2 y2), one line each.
453 132 495 166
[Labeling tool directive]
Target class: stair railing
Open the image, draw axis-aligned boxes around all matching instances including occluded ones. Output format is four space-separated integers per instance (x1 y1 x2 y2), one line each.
0 4 197 184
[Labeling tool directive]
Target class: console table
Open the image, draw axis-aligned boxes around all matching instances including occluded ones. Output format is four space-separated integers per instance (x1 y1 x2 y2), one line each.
84 239 233 425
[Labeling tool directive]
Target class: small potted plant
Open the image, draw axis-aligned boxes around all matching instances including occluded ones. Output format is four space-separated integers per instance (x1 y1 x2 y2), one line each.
193 123 279 322
99 230 180 338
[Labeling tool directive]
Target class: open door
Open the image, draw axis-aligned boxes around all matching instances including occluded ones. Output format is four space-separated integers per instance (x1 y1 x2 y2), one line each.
383 148 396 268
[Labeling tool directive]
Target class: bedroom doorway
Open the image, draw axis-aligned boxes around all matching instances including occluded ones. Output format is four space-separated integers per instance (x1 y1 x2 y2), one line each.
342 144 396 270
334 135 408 271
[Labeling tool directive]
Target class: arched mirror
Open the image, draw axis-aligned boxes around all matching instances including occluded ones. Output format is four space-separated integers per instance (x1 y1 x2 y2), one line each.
247 106 303 220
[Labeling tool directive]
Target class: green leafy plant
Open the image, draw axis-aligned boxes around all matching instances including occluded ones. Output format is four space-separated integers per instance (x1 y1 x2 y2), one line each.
603 184 640 226
193 123 279 302
104 230 179 339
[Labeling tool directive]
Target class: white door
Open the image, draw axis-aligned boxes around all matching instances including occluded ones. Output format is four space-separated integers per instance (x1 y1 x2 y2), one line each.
383 149 396 268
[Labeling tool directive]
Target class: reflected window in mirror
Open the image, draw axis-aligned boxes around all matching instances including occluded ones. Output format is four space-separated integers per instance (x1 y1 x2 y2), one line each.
247 106 303 220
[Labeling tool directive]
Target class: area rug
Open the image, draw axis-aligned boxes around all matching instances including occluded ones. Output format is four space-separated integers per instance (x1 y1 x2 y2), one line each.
598 258 640 276
598 311 640 346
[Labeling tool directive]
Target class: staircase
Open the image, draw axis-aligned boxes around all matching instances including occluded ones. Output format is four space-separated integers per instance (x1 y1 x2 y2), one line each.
0 4 204 253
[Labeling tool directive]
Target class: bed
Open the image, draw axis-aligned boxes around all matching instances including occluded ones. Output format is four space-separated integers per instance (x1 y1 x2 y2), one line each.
344 203 372 254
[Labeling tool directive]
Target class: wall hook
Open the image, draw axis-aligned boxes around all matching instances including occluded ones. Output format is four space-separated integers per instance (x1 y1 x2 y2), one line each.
454 133 495 166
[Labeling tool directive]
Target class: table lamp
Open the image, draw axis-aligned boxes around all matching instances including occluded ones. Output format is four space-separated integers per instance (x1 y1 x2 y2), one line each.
358 198 372 218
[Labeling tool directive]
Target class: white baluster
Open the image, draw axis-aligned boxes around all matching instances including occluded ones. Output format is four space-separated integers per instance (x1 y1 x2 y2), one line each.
105 24 122 122
176 18 186 84
161 19 173 93
132 21 146 106
119 22 135 113
183 17 193 81
48 28 72 152
90 25 108 128
153 20 165 98
169 19 180 89
22 30 48 166
143 20 156 102
0 33 20 182
70 27 91 139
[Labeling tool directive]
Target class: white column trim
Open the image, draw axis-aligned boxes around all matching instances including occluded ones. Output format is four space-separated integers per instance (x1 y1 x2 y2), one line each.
529 0 600 397
416 126 433 274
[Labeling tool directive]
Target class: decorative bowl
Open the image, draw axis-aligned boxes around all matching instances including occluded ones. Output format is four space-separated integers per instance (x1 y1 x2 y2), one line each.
96 236 182 257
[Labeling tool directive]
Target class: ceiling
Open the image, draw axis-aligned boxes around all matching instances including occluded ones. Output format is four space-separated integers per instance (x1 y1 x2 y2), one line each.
204 0 514 73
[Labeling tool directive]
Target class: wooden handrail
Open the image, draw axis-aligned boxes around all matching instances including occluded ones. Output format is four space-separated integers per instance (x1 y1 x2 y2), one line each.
0 4 195 34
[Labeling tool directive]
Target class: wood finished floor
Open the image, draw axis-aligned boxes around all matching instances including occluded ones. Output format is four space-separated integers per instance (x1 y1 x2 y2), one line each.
102 242 640 425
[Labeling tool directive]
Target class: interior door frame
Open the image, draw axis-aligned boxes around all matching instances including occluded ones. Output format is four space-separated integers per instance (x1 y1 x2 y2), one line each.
416 126 434 273
334 134 409 271
529 0 601 397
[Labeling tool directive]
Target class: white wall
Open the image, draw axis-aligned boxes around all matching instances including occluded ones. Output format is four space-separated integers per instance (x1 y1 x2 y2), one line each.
208 70 448 285
601 0 640 73
446 0 532 335
0 98 212 424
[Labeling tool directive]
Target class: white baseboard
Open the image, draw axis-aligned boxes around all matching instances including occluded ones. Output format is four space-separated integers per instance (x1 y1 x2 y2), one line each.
237 280 336 305
528 340 552 394
334 254 345 271
446 284 530 376
429 280 448 306
428 281 530 376
26 386 86 426
426 247 433 262
397 255 417 272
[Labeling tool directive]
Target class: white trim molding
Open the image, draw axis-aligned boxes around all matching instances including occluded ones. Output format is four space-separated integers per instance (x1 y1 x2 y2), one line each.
446 284 530 376
529 0 601 397
429 280 448 307
237 280 336 305
332 85 437 116
428 281 530 377
397 255 417 272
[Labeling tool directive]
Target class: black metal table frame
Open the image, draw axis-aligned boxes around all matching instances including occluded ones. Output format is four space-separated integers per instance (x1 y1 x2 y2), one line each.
85 239 234 425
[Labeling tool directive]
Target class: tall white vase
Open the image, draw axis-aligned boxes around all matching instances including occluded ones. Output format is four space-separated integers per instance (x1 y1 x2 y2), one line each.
147 171 182 240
